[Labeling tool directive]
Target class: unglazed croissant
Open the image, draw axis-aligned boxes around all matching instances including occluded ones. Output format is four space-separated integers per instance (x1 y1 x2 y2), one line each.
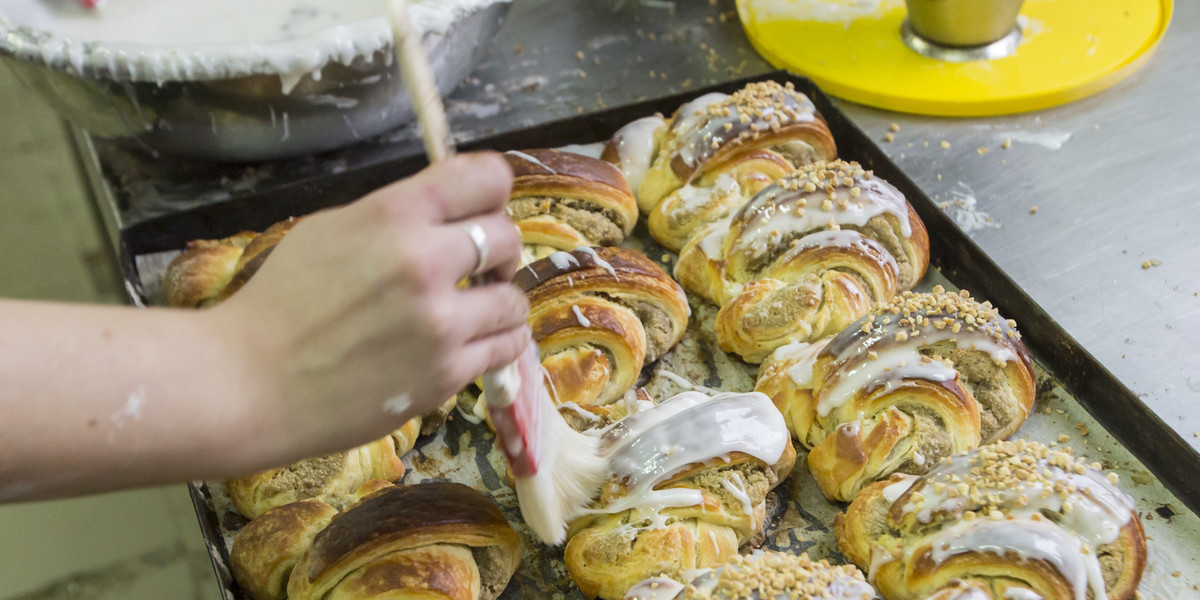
564 391 796 600
232 482 520 600
755 288 1035 502
836 440 1146 600
504 149 639 265
507 246 689 425
675 160 929 363
633 81 837 215
164 218 298 308
622 550 874 600
227 419 420 519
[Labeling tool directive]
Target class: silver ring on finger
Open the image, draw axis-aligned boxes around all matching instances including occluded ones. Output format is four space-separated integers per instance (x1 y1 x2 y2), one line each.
463 222 490 277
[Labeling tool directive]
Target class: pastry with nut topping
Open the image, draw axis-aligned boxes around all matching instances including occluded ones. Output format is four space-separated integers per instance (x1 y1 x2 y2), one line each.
633 81 837 215
675 159 929 363
756 288 1035 502
836 440 1146 600
622 550 875 600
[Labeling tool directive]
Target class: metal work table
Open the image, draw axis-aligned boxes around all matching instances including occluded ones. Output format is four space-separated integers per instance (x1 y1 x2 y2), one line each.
77 0 1199 448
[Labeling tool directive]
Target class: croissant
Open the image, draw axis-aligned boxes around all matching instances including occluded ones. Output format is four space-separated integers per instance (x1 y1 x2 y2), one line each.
675 159 930 363
622 550 875 600
227 418 421 518
636 81 837 215
564 391 796 599
164 222 443 517
508 246 689 424
756 288 1035 502
836 440 1147 600
284 482 520 600
504 149 639 265
601 114 668 203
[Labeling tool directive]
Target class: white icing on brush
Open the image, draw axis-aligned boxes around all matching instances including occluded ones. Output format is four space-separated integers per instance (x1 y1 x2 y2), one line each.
925 519 1105 600
0 0 509 86
506 150 559 175
571 305 592 328
622 576 685 600
610 115 667 192
770 337 833 389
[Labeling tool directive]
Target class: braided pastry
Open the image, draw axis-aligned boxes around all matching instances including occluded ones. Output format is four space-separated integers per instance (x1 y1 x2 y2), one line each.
504 149 638 265
622 550 874 600
836 440 1147 600
756 288 1035 502
635 81 837 215
563 391 796 600
164 221 447 517
227 418 420 518
508 246 689 424
675 160 929 363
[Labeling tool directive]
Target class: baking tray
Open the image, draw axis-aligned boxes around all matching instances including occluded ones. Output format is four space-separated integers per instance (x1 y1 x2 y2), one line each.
120 72 1200 599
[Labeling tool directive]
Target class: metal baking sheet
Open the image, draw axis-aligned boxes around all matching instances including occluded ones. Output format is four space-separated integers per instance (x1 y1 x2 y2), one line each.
122 73 1200 599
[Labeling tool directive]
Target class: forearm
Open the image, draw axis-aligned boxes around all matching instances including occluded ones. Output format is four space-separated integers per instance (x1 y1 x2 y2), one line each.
0 299 282 501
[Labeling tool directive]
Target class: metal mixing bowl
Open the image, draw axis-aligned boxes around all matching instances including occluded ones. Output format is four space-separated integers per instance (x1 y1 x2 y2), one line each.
0 2 509 161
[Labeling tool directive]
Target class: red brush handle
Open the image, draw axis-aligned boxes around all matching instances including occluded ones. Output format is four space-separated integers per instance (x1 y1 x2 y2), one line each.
486 342 545 477
79 0 100 8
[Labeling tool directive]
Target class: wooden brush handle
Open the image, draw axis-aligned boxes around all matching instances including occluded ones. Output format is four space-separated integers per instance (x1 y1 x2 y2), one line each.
389 0 455 162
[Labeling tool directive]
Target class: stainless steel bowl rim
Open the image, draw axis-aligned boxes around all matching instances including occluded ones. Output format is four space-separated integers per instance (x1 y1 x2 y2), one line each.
0 0 510 84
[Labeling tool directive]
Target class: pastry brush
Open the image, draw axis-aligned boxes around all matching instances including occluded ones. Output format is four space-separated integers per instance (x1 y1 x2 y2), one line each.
388 0 606 545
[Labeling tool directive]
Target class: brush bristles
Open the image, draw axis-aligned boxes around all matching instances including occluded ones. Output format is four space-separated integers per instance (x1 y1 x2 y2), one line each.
515 397 608 545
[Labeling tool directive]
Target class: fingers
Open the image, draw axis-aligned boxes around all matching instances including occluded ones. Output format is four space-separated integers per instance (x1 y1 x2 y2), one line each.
432 212 524 283
371 152 513 224
446 283 530 343
449 325 534 387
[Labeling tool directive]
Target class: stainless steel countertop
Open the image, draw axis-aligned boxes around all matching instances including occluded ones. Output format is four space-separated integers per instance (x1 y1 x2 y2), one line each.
451 0 1199 449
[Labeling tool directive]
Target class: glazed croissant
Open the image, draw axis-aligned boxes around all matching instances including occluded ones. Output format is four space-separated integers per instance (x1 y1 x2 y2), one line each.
756 288 1035 502
622 550 874 600
633 81 837 215
227 418 420 519
232 482 521 600
675 159 930 363
507 246 690 425
836 440 1147 600
564 391 796 600
505 149 639 265
163 220 448 517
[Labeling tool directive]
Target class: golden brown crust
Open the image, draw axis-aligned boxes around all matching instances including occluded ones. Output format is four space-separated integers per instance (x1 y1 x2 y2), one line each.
638 81 836 214
510 247 690 423
505 149 639 262
837 441 1146 600
163 231 256 308
230 499 339 600
288 482 520 600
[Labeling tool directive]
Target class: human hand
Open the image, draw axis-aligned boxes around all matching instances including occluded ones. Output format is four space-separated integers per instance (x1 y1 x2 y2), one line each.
211 153 529 461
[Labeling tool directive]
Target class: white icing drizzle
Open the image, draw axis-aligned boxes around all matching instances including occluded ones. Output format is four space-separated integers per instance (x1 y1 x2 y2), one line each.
560 401 601 423
671 86 816 169
586 392 789 521
719 471 756 519
770 337 833 389
574 246 619 278
902 451 1134 547
667 173 742 220
867 544 893 584
729 173 911 266
817 345 958 417
610 115 667 193
1003 588 1045 600
571 305 592 328
913 450 926 466
880 474 918 503
506 150 559 175
655 369 724 396
547 250 581 271
925 518 1105 600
